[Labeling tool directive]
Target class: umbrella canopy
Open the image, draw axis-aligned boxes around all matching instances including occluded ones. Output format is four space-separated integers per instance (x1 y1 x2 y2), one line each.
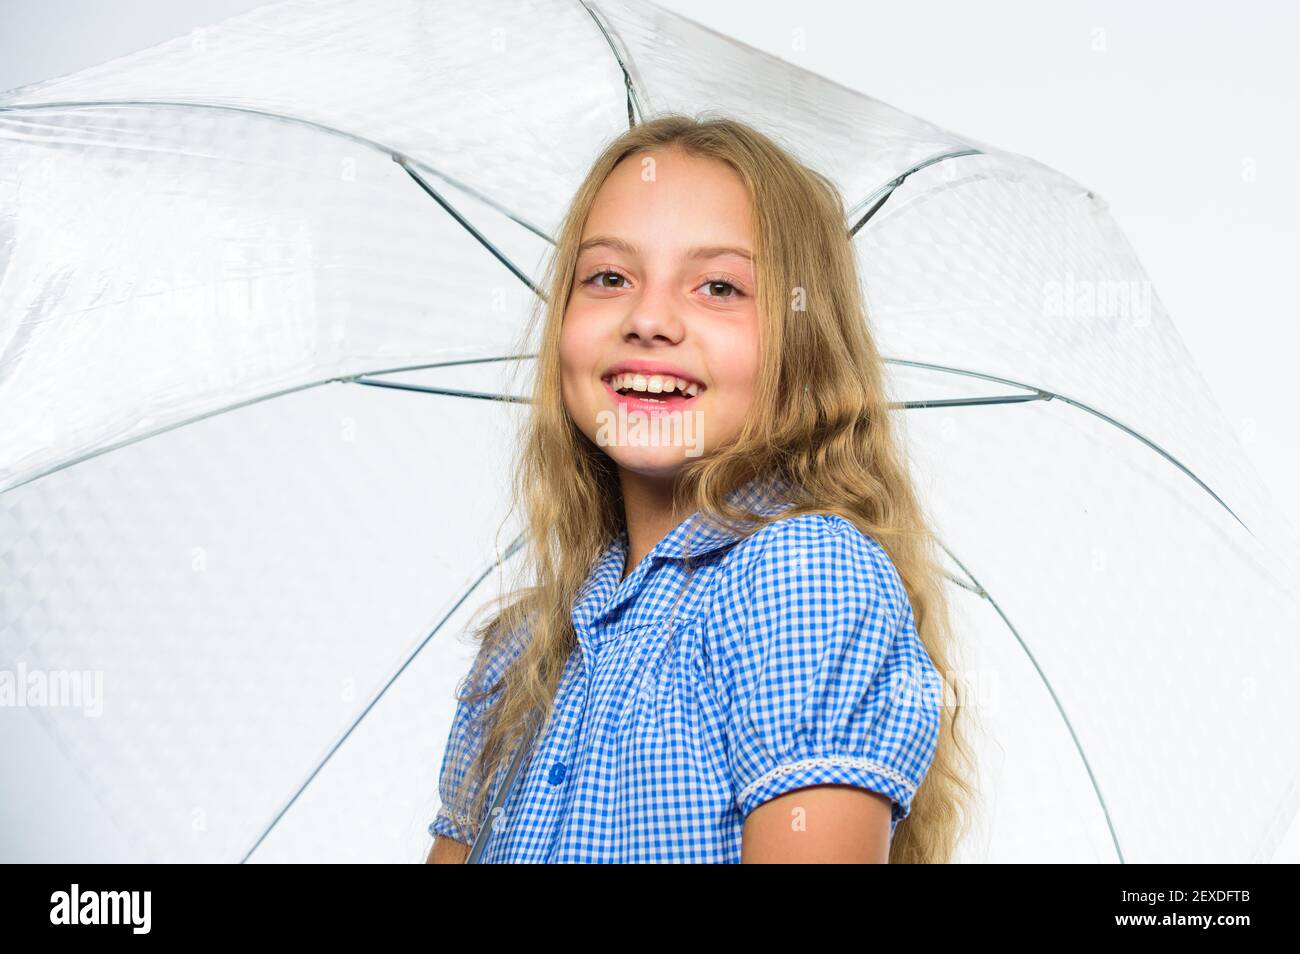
1 0 1296 863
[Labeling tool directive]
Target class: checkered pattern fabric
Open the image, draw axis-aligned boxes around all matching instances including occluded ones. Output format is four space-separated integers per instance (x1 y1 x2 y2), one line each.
430 475 943 862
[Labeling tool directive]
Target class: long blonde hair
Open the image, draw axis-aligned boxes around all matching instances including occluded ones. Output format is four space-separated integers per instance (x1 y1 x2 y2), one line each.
446 112 977 863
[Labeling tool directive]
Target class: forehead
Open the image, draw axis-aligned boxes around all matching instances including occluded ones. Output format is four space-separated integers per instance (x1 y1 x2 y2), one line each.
579 148 753 253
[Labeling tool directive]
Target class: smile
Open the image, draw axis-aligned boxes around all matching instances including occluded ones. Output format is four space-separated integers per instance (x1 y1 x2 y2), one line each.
601 371 705 411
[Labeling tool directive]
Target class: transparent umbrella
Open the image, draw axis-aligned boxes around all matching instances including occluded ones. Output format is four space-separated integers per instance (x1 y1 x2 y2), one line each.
1 0 1296 863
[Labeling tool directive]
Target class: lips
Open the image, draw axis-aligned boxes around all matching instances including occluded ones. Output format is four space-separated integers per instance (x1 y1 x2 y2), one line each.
600 377 703 414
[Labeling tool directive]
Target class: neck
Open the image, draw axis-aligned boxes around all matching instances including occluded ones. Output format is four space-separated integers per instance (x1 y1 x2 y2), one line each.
617 469 692 582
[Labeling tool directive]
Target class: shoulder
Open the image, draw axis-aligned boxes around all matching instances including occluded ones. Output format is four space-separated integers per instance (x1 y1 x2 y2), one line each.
459 618 531 701
716 511 908 613
699 513 911 682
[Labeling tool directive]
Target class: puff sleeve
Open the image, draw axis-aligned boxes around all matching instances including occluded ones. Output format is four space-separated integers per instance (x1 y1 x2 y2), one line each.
428 629 528 845
708 514 942 832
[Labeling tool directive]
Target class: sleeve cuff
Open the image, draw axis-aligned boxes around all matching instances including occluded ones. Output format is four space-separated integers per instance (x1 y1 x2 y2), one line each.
735 754 920 825
428 807 475 844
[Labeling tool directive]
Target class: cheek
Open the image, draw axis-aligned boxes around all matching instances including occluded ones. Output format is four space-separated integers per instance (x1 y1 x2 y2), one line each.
558 306 602 409
557 309 588 379
712 320 761 398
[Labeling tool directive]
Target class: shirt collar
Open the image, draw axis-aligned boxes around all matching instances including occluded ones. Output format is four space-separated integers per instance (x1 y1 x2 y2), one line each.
654 471 798 560
571 472 797 634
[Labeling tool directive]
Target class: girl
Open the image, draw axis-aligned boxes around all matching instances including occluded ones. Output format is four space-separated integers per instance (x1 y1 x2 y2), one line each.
426 114 975 864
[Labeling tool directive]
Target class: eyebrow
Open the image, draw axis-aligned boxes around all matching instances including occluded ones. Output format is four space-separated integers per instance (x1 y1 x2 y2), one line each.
577 235 752 262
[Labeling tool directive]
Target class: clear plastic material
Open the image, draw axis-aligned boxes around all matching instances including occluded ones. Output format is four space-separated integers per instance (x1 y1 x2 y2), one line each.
0 0 1296 862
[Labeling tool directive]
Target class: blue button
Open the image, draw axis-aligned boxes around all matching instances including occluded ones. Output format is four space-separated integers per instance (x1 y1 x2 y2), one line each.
547 761 567 785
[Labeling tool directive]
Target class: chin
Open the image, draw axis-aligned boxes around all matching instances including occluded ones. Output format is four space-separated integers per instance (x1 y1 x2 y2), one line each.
610 448 696 479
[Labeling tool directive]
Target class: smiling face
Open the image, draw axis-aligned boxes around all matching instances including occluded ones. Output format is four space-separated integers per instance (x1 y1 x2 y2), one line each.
559 147 761 483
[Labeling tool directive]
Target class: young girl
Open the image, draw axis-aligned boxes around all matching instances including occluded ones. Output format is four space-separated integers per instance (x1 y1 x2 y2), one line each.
426 114 974 864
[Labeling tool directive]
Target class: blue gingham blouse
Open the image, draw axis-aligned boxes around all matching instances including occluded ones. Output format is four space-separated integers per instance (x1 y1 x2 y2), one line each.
429 475 943 862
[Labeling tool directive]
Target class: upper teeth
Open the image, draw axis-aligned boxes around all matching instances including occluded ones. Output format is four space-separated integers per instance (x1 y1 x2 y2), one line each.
605 373 701 397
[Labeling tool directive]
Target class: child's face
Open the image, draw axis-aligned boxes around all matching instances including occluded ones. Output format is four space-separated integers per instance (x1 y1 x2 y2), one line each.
559 147 760 482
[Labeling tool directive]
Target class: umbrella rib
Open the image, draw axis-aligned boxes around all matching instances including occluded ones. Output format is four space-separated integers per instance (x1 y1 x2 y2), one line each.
939 542 1127 863
351 353 536 375
884 356 1250 534
0 357 523 496
352 377 531 403
942 570 984 596
466 710 545 863
237 533 528 864
393 155 546 300
578 0 645 128
899 393 1046 410
0 99 554 242
848 148 985 236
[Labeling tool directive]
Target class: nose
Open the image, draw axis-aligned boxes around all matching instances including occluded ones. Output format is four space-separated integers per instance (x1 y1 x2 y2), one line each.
618 285 685 346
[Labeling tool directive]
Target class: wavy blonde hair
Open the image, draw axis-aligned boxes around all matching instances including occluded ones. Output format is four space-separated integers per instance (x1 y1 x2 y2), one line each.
444 112 977 863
